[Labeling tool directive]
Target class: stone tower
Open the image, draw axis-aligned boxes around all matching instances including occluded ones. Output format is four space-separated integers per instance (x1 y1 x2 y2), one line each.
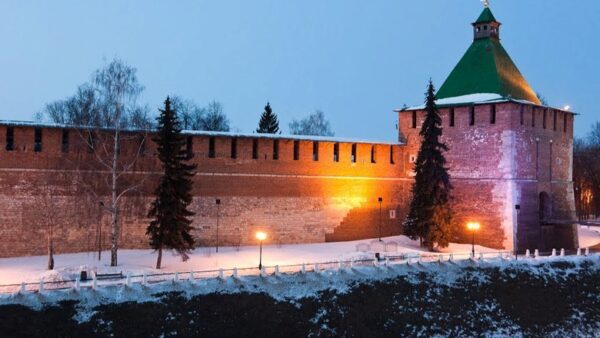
398 6 578 252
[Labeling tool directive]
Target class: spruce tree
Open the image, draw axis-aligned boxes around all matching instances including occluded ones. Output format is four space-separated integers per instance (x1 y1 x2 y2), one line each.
256 102 280 133
147 97 197 269
403 80 453 251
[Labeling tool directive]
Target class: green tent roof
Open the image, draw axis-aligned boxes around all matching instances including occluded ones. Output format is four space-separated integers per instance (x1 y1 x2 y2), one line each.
475 8 497 24
436 37 540 104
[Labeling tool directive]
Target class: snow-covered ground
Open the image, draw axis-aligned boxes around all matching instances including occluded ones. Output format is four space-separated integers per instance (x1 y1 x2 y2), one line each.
1 225 599 286
0 236 497 285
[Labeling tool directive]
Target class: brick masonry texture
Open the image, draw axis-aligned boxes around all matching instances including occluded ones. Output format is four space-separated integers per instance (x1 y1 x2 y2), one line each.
0 101 578 257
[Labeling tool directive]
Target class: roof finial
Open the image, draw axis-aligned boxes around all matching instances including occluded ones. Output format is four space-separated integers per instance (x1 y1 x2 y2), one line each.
481 0 490 8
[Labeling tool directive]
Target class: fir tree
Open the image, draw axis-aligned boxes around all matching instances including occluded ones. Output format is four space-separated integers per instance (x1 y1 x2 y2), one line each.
403 80 453 251
147 97 197 269
256 102 280 133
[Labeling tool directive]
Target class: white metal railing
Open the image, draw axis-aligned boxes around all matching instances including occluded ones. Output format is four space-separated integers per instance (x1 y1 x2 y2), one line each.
0 248 596 295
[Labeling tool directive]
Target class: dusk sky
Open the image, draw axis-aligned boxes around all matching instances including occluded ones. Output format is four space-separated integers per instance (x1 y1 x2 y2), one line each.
0 1 597 141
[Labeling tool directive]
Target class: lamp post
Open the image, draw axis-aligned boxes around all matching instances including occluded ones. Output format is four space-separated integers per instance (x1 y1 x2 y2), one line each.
256 231 267 270
216 199 221 253
466 222 480 258
378 197 383 241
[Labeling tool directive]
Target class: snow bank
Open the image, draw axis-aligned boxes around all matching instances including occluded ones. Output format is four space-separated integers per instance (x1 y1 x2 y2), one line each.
1 253 598 322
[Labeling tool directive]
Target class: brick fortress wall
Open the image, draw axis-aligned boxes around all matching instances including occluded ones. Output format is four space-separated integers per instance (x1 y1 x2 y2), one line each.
0 125 411 257
0 100 577 257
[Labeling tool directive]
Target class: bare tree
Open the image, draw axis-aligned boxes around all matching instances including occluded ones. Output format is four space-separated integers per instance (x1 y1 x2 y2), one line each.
289 110 334 136
40 58 152 267
202 100 230 131
170 96 206 130
574 122 600 219
24 171 72 270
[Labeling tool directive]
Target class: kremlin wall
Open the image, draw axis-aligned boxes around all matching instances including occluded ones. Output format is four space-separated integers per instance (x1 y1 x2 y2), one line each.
0 7 579 257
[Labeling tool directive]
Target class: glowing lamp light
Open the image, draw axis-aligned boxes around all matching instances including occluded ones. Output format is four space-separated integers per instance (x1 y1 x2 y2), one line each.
256 231 267 241
466 222 481 231
256 231 267 270
466 222 480 258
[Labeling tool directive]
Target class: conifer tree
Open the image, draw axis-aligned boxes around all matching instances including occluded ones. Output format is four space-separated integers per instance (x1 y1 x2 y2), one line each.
403 81 453 251
256 102 280 133
147 97 197 269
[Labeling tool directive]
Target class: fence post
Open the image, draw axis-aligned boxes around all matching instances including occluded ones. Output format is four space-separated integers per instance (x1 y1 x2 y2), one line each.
233 268 238 278
449 254 454 262
577 248 581 256
39 279 44 294
338 261 343 270
560 248 565 257
534 249 539 259
275 265 280 275
189 271 194 282
20 282 26 294
585 247 590 256
551 248 557 257
479 252 484 260
301 263 306 274
525 249 530 258
142 271 147 285
174 272 179 282
92 274 97 290
74 277 80 291
219 269 225 280
350 260 354 269
438 255 443 263
385 257 390 267
260 267 266 277
126 272 131 286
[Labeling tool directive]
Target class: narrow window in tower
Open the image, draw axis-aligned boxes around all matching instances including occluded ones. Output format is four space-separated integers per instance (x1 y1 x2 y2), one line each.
6 127 14 151
208 137 216 158
390 145 395 164
563 113 568 133
273 140 279 160
553 110 557 131
549 141 553 181
532 108 536 127
333 143 339 162
411 111 417 129
543 109 547 129
490 104 496 124
351 144 357 163
252 139 259 159
186 136 193 159
231 138 237 159
449 108 455 127
535 139 539 180
371 145 376 164
469 106 475 126
293 140 299 160
520 105 524 126
62 129 69 153
312 141 319 161
34 128 42 152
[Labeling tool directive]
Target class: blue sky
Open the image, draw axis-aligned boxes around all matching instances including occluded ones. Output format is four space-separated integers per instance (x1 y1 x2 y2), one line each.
0 1 597 141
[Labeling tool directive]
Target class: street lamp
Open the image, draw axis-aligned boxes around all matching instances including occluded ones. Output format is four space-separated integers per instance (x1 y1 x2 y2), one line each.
256 231 267 270
378 197 383 242
216 199 221 253
466 222 480 258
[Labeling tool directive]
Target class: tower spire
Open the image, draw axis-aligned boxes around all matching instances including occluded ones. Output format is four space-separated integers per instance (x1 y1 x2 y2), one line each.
482 0 490 8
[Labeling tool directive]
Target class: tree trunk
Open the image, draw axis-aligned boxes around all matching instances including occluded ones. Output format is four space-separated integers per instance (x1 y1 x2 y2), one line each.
110 126 120 267
156 245 163 269
47 225 54 270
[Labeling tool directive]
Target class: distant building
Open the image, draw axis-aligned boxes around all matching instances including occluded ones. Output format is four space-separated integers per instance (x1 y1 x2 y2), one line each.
0 6 577 258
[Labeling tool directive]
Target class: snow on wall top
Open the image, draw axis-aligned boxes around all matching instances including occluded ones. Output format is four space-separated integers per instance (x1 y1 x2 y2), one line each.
0 120 403 146
397 93 576 115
